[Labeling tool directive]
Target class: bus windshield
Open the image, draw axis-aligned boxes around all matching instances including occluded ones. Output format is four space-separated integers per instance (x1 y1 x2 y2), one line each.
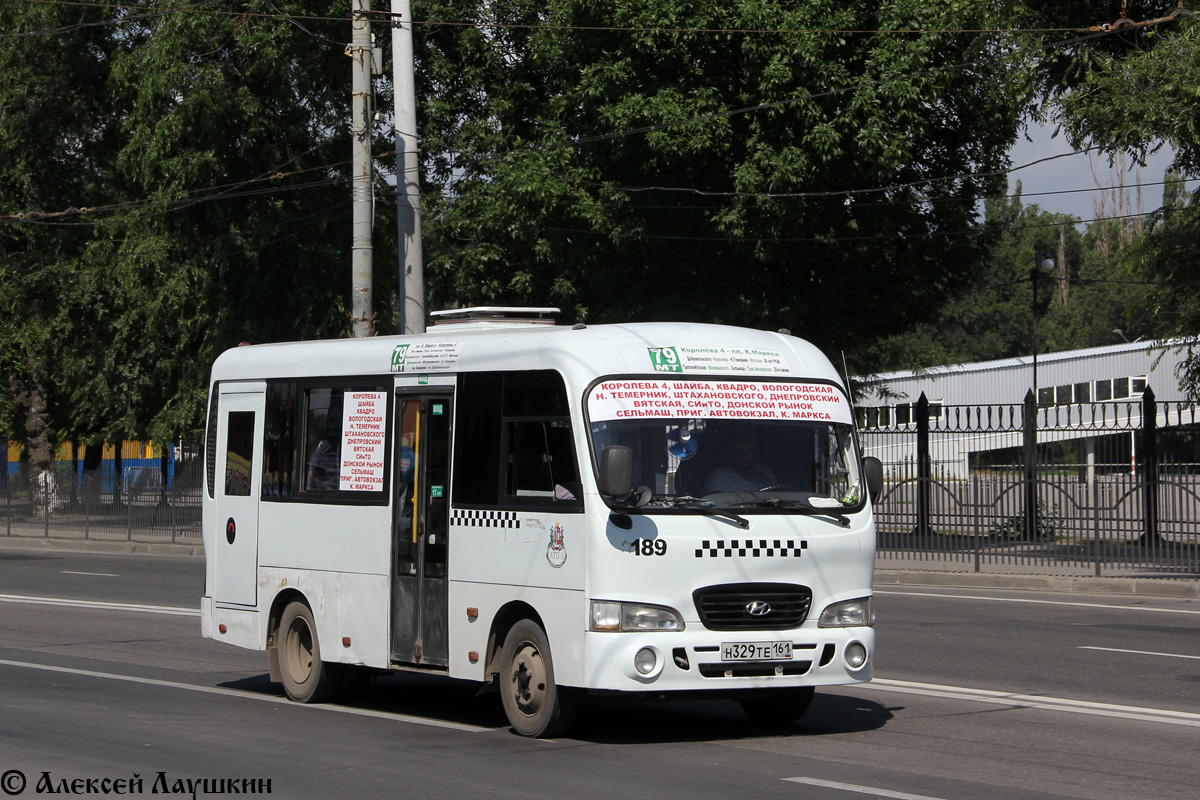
587 378 865 512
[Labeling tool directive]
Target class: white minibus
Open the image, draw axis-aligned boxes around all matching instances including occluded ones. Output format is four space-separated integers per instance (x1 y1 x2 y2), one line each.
201 308 881 736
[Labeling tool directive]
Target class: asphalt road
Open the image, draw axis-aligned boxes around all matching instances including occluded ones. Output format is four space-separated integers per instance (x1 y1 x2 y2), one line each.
1 548 1198 800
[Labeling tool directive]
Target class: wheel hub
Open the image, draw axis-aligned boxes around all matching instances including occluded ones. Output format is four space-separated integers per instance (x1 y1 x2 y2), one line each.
510 642 546 716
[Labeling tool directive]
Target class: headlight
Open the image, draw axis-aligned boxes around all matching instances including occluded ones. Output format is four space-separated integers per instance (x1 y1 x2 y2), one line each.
590 601 685 632
818 597 874 628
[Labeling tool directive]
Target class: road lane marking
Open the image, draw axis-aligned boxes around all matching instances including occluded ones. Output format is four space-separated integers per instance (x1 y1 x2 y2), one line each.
784 777 948 800
863 678 1200 728
0 593 198 617
0 658 498 733
60 571 120 577
875 589 1200 616
1079 645 1200 661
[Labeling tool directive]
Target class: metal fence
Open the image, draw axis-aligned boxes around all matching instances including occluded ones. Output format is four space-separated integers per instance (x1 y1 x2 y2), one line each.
6 405 1200 577
860 389 1200 576
1 443 204 545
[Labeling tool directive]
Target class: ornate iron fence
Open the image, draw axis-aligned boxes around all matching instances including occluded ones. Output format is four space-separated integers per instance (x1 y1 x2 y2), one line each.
859 389 1200 576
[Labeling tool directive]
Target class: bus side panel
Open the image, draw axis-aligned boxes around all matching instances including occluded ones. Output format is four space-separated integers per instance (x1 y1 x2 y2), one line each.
257 566 390 669
258 503 392 577
447 509 587 685
448 510 586 591
205 602 263 652
446 581 586 687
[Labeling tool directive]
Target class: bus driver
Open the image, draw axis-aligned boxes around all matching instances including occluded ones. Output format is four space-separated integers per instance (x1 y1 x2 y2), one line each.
705 438 778 493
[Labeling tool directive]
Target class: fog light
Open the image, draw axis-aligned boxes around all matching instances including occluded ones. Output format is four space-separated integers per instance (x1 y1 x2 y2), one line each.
634 647 657 675
845 641 868 670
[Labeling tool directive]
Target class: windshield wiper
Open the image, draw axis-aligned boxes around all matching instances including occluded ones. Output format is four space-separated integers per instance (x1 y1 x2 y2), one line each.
728 498 850 527
662 497 750 529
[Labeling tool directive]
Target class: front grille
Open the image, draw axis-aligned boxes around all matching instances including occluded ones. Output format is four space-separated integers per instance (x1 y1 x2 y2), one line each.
698 660 812 678
692 583 812 631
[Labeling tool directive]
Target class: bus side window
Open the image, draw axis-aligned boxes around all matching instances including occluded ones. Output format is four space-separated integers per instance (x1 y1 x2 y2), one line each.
206 390 219 499
261 381 392 503
455 371 583 511
505 420 579 498
224 411 256 497
262 381 298 499
303 387 343 491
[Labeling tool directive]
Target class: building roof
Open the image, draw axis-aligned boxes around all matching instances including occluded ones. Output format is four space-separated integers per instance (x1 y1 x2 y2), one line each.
859 339 1187 405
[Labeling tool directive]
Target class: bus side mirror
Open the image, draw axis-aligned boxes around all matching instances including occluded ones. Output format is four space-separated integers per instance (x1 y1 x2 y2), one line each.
598 445 633 500
862 456 883 503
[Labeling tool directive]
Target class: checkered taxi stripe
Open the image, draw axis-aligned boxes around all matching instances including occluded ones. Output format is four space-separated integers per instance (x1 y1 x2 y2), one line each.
450 509 520 528
695 539 806 558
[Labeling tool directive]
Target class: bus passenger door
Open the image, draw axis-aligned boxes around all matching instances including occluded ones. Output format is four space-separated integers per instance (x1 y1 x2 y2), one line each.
391 394 452 667
213 386 265 608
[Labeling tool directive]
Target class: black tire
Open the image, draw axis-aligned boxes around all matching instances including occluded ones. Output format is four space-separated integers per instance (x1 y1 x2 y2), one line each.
277 601 341 703
499 619 578 737
739 686 815 726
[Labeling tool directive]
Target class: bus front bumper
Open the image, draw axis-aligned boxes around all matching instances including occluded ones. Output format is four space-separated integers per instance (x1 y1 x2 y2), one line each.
581 626 873 692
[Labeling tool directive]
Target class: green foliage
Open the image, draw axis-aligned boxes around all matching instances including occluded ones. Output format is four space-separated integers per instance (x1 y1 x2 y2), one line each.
990 499 1063 541
1 1 379 443
1044 14 1200 397
1056 18 1200 175
0 0 116 463
414 0 1038 356
1128 175 1200 398
864 187 1161 376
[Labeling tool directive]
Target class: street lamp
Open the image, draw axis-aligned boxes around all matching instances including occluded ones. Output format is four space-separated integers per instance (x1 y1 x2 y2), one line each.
1026 252 1055 541
1031 253 1056 403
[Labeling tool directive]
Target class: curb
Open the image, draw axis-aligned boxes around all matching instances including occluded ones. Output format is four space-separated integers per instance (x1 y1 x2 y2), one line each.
0 536 204 558
874 569 1200 598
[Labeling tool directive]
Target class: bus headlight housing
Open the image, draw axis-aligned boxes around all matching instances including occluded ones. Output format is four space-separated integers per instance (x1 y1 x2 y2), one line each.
818 597 874 628
590 601 685 632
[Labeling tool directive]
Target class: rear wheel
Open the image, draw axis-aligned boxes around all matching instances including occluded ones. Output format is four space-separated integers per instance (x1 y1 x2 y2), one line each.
277 601 341 703
739 686 815 726
499 619 578 737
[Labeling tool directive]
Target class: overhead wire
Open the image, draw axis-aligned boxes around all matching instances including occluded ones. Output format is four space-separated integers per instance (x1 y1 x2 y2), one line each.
14 0 1125 36
538 148 1111 200
542 206 1194 246
1 0 227 39
587 176 1198 213
4 4 1192 228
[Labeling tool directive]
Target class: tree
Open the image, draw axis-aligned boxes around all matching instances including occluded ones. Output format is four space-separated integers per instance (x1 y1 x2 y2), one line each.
0 0 118 499
866 180 1172 374
413 0 1039 360
866 189 1083 370
2 1 391 452
1041 10 1200 394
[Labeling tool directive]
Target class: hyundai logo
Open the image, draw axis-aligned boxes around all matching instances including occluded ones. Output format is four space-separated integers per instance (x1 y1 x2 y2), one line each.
746 600 771 616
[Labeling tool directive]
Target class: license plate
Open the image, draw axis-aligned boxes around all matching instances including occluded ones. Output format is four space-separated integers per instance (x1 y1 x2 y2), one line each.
721 641 792 661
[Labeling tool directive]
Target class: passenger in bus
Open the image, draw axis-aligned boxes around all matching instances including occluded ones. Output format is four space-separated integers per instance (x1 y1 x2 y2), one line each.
705 438 778 493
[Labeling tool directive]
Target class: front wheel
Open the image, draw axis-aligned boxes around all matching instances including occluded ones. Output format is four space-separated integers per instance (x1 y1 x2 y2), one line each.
277 601 342 703
739 686 815 726
499 619 578 737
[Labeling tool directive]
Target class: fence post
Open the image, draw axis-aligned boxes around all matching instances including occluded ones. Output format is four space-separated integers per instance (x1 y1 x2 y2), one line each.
125 465 133 541
42 471 50 537
916 393 931 536
973 476 982 572
1023 389 1037 540
1141 386 1159 545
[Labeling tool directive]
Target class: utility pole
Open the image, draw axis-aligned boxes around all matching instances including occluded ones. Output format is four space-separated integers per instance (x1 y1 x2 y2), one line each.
350 0 375 337
391 0 425 333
